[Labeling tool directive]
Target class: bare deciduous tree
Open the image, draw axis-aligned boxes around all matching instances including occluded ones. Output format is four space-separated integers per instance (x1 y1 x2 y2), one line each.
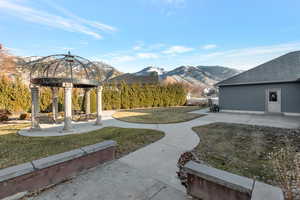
0 45 18 75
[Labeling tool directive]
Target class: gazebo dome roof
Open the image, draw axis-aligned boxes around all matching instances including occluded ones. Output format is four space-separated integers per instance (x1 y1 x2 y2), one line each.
26 52 101 88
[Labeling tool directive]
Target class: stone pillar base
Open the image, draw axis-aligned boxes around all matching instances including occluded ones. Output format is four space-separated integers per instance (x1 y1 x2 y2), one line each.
95 117 102 126
62 117 72 131
29 127 42 132
59 129 74 133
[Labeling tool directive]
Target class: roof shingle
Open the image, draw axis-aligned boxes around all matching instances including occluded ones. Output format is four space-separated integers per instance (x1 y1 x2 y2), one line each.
217 51 300 86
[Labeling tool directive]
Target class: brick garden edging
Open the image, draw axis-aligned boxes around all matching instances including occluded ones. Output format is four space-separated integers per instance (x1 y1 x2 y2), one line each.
184 161 284 200
0 140 116 199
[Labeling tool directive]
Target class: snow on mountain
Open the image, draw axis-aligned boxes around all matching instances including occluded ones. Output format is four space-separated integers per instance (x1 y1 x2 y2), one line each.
134 66 166 76
132 65 240 87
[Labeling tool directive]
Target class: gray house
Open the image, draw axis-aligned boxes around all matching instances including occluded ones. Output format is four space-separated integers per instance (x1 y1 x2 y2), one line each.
216 51 300 116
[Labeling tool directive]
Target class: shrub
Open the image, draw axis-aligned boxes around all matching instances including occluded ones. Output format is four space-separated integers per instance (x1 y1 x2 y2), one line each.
0 109 10 121
40 88 52 112
0 75 30 112
177 151 199 188
19 113 30 120
0 114 8 121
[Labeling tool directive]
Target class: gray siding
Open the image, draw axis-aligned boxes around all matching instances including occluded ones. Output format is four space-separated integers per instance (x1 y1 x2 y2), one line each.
219 82 300 113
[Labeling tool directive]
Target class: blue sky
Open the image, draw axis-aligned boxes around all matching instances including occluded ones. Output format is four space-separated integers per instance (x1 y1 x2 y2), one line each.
1 0 300 72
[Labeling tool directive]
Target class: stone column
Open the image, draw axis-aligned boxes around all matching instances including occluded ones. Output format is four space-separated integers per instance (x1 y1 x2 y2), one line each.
84 88 91 115
62 83 73 131
30 85 41 131
51 87 59 123
95 86 103 125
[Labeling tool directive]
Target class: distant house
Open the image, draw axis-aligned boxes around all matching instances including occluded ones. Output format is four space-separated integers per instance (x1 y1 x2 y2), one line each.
107 72 159 85
203 87 217 97
216 51 300 116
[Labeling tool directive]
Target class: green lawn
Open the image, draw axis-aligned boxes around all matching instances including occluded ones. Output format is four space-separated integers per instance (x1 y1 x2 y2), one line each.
192 123 300 186
113 106 206 124
0 123 164 169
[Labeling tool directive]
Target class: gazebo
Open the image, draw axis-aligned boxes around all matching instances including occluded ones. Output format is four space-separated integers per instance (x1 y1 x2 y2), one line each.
25 52 103 132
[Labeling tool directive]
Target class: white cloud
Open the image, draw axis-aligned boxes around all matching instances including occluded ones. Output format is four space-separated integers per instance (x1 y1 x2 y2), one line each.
224 42 300 58
182 41 300 70
94 41 300 73
92 41 300 73
134 42 165 51
133 46 142 51
162 45 194 54
79 41 89 45
0 0 117 39
150 0 186 16
132 41 145 51
158 0 186 6
202 44 217 50
113 55 136 63
148 43 166 50
136 53 159 59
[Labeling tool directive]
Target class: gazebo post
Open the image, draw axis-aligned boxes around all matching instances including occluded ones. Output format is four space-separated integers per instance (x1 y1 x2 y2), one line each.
62 83 73 131
95 86 103 125
26 53 103 134
30 84 41 131
84 88 91 115
51 87 59 123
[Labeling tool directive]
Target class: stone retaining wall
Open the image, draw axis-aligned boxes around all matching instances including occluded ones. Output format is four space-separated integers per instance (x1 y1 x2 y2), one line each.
0 140 116 199
184 161 284 200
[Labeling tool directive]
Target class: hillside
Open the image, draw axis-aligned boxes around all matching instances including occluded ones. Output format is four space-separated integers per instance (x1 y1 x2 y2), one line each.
134 65 240 87
196 66 241 81
134 66 166 76
0 54 122 84
0 51 239 89
93 61 123 81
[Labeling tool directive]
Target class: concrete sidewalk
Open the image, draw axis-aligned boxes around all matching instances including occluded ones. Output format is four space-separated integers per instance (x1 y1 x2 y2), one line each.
22 109 300 199
19 111 200 192
29 161 191 200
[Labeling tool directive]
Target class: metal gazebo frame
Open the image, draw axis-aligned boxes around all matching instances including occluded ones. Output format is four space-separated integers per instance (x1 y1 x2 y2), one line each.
25 52 103 132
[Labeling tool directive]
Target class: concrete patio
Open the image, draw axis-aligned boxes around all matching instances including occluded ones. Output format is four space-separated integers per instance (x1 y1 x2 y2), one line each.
20 109 300 199
28 161 191 200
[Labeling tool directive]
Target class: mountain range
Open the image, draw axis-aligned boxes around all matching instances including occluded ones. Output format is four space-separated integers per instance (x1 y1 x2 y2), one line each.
133 65 241 87
93 61 123 81
1 53 240 88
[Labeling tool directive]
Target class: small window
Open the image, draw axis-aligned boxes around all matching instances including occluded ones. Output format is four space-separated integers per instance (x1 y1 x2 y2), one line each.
269 91 277 102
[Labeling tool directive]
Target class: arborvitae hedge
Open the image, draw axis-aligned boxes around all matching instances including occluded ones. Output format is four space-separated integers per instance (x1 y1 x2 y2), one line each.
0 75 31 112
90 82 187 110
0 75 187 113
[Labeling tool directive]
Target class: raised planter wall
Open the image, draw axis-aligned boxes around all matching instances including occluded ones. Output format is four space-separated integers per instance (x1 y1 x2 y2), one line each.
184 161 284 200
0 140 116 199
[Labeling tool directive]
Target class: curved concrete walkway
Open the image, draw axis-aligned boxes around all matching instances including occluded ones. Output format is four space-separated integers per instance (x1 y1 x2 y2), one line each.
22 109 300 199
20 110 203 192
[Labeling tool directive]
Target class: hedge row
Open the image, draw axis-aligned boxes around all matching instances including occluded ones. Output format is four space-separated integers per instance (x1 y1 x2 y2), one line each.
0 75 187 113
0 75 31 112
91 82 187 111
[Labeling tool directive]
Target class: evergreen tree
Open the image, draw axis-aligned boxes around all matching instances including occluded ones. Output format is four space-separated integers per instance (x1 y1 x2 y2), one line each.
120 81 130 109
0 74 187 113
90 88 96 113
40 87 52 112
110 84 121 109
